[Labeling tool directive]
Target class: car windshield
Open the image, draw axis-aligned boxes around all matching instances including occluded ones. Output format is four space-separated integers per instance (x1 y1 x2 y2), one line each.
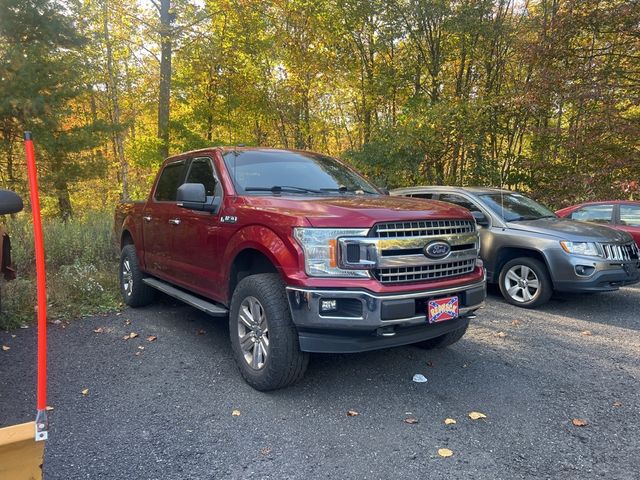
480 193 556 222
222 150 379 196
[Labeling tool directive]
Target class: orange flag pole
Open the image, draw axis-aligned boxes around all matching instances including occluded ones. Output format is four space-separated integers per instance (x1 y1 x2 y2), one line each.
25 131 48 441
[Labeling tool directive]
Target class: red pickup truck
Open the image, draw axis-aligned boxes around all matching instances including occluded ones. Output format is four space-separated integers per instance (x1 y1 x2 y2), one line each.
114 148 486 390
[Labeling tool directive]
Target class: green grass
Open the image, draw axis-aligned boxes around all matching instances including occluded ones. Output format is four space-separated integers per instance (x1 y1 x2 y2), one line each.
0 212 121 330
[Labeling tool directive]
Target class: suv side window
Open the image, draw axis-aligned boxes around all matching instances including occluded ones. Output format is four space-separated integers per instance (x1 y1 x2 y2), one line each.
619 205 640 227
570 205 613 224
439 193 482 213
411 193 436 199
185 157 217 196
154 161 186 201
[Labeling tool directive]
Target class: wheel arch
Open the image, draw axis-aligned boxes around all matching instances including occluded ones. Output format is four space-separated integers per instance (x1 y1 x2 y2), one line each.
493 247 554 286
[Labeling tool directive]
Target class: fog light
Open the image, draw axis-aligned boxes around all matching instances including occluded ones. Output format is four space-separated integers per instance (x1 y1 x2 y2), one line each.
575 265 595 277
320 299 338 312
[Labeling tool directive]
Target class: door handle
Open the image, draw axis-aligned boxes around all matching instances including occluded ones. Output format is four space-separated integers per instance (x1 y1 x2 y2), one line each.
168 218 181 225
143 215 152 222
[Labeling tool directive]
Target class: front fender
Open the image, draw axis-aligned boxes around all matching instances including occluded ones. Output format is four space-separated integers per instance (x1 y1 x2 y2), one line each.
221 225 301 297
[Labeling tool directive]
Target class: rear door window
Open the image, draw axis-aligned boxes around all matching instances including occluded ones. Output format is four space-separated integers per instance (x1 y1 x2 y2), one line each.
570 205 613 224
619 205 640 227
154 161 186 201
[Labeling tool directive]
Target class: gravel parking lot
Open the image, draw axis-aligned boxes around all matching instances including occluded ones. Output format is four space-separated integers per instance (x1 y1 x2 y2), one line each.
1 286 639 480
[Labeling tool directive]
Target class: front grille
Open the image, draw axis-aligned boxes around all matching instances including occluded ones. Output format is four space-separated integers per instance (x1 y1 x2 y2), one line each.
601 243 639 261
374 259 476 284
372 220 475 238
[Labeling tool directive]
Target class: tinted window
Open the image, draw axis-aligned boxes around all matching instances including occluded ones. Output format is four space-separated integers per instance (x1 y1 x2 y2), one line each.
154 162 186 201
186 158 217 196
480 193 556 222
222 150 378 195
570 205 613 224
620 205 640 227
411 193 436 199
439 194 482 213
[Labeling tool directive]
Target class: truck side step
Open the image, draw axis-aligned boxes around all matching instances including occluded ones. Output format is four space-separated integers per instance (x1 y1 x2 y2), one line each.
142 278 229 317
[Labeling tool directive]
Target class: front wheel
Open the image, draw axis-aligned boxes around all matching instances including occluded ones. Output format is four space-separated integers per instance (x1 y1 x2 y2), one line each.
498 257 552 308
229 273 309 391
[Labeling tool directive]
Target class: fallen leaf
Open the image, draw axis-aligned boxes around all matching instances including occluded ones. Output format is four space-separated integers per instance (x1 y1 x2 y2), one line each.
510 320 521 326
147 335 157 342
444 418 457 425
124 319 131 325
347 410 359 417
580 330 592 336
571 418 587 427
437 448 453 458
11 334 16 338
404 416 418 424
138 346 145 350
612 401 623 408
134 351 141 356
462 364 468 368
426 361 434 367
45 406 54 412
232 409 241 417
260 447 272 456
196 329 206 336
116 312 122 316
123 332 138 340
81 388 89 396
93 327 104 334
496 331 507 338
1 345 10 351
468 411 487 420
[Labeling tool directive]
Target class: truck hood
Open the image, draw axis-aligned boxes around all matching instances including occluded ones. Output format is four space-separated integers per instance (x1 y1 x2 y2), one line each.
242 195 472 228
506 217 631 243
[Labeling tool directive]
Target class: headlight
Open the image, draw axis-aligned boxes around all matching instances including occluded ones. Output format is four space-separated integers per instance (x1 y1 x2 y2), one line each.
294 228 370 277
560 241 601 257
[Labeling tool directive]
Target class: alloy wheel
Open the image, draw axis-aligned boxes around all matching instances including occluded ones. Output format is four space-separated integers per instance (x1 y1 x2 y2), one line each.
503 264 540 303
237 296 270 370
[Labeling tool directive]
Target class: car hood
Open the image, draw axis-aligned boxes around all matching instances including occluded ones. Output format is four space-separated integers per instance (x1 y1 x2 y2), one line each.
241 195 472 228
506 217 632 243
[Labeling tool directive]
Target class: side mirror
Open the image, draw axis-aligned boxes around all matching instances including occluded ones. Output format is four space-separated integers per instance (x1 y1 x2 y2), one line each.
176 183 221 213
177 183 206 203
0 189 24 215
471 210 489 227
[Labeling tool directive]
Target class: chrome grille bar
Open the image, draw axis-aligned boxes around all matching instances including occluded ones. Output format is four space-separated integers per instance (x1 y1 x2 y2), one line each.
373 220 475 238
374 259 476 284
601 242 638 261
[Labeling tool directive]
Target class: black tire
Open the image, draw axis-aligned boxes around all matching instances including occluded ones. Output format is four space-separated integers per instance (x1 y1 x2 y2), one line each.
414 320 469 349
229 273 309 391
119 244 155 307
498 257 552 308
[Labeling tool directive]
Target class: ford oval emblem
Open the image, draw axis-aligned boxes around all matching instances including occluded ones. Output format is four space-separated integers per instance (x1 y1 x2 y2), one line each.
424 241 451 259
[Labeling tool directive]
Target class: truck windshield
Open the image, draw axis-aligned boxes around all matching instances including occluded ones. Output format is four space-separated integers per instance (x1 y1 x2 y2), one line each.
222 150 379 196
480 193 557 222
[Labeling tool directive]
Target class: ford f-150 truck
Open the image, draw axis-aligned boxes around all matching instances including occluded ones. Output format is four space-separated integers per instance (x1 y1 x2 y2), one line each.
114 148 486 390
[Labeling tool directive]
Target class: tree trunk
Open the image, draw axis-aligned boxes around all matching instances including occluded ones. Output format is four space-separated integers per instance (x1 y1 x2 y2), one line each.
158 0 172 160
102 0 129 201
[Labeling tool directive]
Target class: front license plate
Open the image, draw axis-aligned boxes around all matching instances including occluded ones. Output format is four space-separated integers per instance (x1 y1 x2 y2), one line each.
428 296 459 324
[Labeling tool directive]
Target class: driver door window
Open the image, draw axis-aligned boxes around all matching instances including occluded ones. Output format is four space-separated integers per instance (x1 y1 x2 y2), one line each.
570 205 613 224
185 157 217 196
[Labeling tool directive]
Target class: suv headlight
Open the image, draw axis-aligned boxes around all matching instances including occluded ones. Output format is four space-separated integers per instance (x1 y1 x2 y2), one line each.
560 241 601 257
294 228 370 277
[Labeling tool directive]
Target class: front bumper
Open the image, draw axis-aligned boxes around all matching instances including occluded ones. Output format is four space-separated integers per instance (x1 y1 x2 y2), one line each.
286 280 486 353
547 250 640 292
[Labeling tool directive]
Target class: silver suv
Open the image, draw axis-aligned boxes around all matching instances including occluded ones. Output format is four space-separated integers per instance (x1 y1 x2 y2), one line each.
391 186 640 308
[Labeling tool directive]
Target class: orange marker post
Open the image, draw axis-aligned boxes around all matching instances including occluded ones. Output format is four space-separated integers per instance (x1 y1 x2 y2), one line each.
25 131 48 441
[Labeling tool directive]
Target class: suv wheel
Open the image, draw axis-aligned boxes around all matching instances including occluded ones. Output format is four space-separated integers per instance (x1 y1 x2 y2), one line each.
119 245 155 307
499 257 552 308
229 273 309 391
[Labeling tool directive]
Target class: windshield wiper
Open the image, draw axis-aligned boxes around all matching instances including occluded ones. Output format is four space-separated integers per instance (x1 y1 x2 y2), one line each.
320 187 378 195
508 215 556 222
244 185 322 194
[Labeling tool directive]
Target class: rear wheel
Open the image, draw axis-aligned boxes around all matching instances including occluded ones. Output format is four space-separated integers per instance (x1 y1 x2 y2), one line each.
499 257 552 308
119 245 155 307
229 273 309 391
414 320 469 349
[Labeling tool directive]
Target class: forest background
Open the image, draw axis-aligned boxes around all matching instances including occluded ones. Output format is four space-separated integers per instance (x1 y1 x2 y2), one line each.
0 0 638 325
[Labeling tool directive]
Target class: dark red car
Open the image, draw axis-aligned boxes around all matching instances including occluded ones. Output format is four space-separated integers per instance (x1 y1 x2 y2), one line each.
556 201 640 245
